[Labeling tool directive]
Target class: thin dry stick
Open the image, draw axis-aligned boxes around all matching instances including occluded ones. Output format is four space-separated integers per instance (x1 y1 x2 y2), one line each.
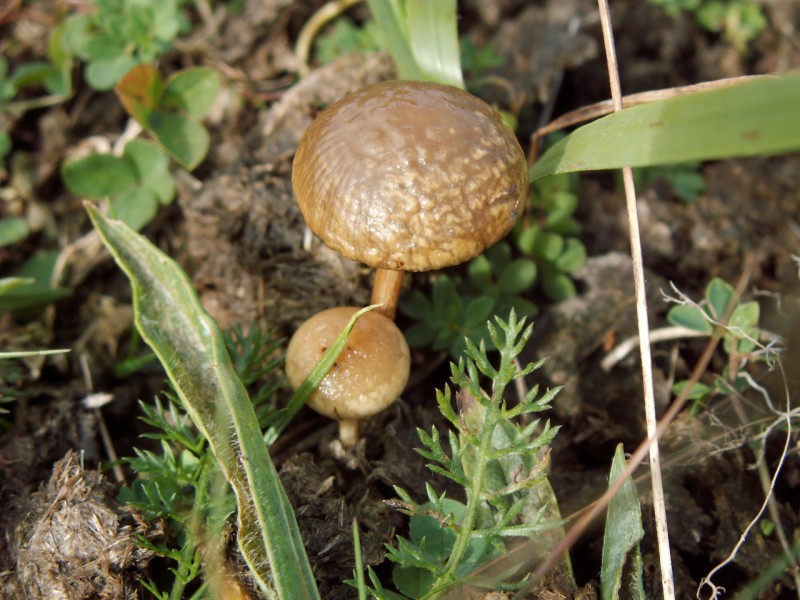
513 264 754 599
596 1 675 596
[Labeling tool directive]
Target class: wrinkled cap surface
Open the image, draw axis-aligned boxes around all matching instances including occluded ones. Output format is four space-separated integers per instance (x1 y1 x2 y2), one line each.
285 307 410 421
292 80 528 272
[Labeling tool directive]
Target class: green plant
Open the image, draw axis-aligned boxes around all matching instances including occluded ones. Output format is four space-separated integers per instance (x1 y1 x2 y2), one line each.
401 172 587 358
514 173 587 301
62 65 219 229
402 242 538 358
375 312 564 598
634 161 707 204
666 277 768 413
647 0 768 49
62 0 190 90
0 252 72 320
314 17 384 65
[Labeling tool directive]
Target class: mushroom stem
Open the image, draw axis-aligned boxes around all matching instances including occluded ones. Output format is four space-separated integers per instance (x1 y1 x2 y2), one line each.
338 419 360 447
370 268 404 320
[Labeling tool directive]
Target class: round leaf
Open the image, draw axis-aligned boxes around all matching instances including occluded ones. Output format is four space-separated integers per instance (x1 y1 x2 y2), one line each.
541 271 576 302
113 187 159 231
555 238 587 273
62 153 138 198
498 259 537 294
163 68 221 118
147 110 209 170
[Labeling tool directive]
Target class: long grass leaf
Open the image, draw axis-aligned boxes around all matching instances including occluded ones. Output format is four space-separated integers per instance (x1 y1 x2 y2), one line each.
531 74 800 180
85 204 320 600
407 0 463 88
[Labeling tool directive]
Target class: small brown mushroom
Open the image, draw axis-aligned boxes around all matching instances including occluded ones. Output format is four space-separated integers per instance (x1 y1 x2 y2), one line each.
285 306 410 447
292 79 529 319
288 80 528 445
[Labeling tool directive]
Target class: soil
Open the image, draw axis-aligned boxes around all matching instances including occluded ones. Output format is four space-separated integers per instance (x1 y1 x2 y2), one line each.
2 0 800 598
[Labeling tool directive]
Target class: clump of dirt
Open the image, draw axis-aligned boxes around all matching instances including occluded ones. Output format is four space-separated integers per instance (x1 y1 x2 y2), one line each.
0 451 160 599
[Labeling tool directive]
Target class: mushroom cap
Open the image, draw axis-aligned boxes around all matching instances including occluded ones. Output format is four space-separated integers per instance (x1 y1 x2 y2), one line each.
285 307 410 421
292 80 528 272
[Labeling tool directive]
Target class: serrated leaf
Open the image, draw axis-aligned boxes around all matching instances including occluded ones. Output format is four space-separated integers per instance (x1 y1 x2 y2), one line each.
531 74 800 181
85 205 320 599
601 444 645 600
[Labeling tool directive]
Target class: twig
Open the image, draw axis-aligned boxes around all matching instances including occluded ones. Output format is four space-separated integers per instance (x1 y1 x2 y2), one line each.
596 0 675 596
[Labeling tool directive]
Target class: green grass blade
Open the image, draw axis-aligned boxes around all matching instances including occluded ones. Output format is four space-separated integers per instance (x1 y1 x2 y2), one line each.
601 444 645 600
531 74 800 181
264 304 379 445
406 0 463 88
366 0 420 80
85 204 320 600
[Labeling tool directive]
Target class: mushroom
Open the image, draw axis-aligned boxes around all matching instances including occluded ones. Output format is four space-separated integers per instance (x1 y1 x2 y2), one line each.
288 79 528 444
292 79 529 319
285 306 410 447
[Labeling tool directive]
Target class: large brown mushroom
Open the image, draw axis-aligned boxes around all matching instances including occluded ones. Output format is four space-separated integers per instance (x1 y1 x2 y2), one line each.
288 80 528 445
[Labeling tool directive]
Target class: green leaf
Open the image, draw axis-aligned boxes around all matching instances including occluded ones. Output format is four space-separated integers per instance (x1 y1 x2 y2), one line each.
400 290 434 320
534 232 564 262
113 187 159 231
86 54 139 91
554 239 586 273
0 251 71 316
667 304 712 334
673 379 713 401
85 205 320 599
463 296 495 330
467 254 493 289
0 217 30 247
115 63 164 123
0 277 34 297
123 139 175 204
406 0 463 88
705 277 734 320
62 153 138 198
365 0 421 80
162 67 220 118
531 74 800 180
541 271 575 302
432 275 461 324
147 110 210 170
405 321 438 348
498 259 537 294
601 444 645 600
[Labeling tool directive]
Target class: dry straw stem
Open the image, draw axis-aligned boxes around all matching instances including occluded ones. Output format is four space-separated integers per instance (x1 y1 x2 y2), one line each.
596 1 675 596
514 259 755 599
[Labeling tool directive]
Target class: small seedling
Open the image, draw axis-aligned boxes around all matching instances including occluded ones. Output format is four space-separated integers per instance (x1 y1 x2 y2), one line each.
514 172 587 302
379 312 563 597
647 0 768 50
667 277 768 413
402 242 538 358
62 0 190 90
62 65 219 229
634 162 707 204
